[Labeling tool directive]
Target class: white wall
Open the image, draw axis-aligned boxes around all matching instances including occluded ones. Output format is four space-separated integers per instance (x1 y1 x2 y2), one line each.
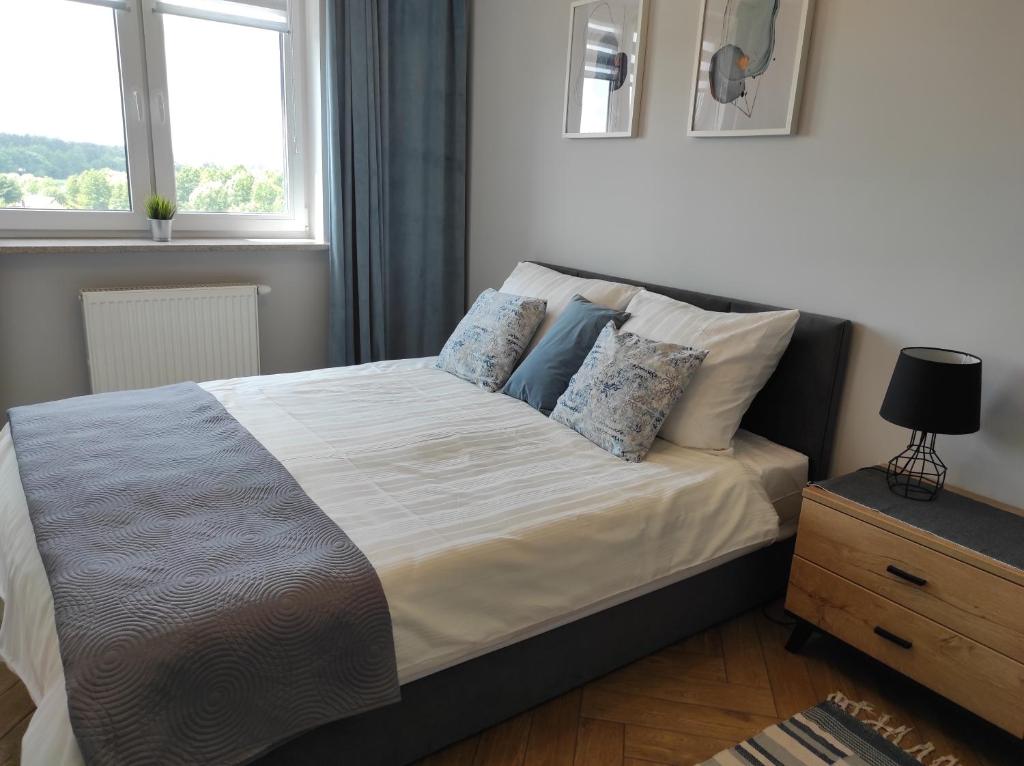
469 0 1024 505
0 248 328 417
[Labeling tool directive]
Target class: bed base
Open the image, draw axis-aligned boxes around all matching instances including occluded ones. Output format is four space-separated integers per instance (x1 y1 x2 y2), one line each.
258 538 795 765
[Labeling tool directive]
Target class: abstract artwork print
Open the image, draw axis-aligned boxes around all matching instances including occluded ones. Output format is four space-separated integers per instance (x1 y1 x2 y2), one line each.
688 0 814 136
563 0 648 137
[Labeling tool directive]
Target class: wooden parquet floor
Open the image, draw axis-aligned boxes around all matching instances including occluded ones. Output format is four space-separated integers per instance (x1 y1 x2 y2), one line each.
1 605 1021 765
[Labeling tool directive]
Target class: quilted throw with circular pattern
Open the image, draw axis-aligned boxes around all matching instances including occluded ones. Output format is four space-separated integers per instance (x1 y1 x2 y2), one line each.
7 382 400 765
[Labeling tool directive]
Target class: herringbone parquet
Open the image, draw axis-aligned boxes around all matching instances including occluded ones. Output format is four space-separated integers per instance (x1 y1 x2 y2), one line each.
1 605 1021 765
422 606 1024 766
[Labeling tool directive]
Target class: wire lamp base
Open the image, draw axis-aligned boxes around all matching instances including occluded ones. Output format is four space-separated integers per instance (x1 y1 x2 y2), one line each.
886 430 946 501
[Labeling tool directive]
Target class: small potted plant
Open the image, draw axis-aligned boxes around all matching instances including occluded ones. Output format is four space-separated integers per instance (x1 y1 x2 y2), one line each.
145 194 177 242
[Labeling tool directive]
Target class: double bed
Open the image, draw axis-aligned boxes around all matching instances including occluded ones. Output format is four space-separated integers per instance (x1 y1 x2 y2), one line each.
0 264 850 765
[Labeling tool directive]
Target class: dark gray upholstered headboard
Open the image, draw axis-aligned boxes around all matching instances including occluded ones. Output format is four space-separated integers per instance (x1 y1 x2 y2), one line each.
533 263 852 481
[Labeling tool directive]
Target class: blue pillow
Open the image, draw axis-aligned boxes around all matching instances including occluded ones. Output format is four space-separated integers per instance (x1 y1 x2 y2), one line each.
502 294 630 415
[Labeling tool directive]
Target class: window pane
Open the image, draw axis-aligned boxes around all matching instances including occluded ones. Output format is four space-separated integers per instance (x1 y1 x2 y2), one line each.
163 15 288 214
0 0 130 212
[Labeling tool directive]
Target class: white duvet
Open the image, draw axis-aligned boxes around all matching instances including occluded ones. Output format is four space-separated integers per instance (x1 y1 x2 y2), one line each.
0 358 780 766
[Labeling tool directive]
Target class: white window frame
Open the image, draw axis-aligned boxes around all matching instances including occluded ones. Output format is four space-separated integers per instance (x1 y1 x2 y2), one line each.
0 0 314 238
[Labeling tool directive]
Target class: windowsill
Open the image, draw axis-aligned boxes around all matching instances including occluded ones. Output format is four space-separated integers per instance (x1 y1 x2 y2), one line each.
0 238 328 256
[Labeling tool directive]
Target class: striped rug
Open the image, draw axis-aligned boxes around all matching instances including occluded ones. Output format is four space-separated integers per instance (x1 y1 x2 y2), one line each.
700 693 953 765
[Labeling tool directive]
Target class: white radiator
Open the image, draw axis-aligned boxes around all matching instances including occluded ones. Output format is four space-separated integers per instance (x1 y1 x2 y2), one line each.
81 284 266 393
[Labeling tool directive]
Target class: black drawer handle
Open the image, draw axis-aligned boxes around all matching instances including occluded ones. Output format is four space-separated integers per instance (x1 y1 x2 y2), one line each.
874 626 913 650
886 565 927 587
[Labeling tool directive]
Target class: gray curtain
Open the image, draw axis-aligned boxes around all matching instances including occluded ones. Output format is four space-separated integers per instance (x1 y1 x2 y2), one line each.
324 0 468 366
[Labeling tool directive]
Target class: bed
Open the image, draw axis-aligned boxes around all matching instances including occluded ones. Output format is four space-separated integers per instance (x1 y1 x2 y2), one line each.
0 264 850 765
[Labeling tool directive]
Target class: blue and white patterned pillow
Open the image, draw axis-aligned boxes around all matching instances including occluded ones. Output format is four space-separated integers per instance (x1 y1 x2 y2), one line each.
436 289 547 391
551 323 708 462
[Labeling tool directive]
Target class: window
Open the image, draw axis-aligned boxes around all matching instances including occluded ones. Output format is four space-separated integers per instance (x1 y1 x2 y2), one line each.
0 0 313 237
0 2 131 212
162 14 288 214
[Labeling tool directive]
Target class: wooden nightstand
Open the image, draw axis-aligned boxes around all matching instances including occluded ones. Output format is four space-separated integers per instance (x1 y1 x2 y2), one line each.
784 468 1024 738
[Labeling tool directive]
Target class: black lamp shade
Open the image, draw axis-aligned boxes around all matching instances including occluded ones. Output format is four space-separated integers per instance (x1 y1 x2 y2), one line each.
880 347 982 435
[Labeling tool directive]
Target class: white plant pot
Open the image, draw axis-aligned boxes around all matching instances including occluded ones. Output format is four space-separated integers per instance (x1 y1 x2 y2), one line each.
149 218 173 242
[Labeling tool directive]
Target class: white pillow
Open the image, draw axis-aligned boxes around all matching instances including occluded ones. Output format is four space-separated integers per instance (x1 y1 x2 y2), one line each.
499 262 643 349
623 291 799 451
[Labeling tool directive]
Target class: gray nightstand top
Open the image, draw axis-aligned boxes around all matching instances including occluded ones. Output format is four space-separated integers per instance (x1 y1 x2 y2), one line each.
814 467 1024 572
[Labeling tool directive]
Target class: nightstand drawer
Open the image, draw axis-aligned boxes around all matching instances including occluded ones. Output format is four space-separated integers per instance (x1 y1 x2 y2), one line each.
787 557 1024 737
795 499 1024 663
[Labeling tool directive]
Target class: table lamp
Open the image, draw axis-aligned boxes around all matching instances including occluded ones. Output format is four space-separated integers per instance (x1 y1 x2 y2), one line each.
879 347 982 501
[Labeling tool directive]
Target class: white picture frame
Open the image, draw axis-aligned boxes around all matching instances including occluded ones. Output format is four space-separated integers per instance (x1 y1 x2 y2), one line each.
687 0 815 137
562 0 649 139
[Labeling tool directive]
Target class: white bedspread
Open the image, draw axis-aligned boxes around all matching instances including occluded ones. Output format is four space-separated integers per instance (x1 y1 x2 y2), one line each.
0 358 780 766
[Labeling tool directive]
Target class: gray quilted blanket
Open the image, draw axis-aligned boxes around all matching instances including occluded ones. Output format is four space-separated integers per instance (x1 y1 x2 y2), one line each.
7 383 400 765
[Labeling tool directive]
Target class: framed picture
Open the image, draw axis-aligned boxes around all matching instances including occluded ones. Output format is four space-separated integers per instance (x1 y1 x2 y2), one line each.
562 0 648 138
687 0 815 137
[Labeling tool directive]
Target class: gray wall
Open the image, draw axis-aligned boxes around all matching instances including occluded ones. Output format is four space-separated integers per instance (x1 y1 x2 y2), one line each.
469 0 1024 504
0 248 329 416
